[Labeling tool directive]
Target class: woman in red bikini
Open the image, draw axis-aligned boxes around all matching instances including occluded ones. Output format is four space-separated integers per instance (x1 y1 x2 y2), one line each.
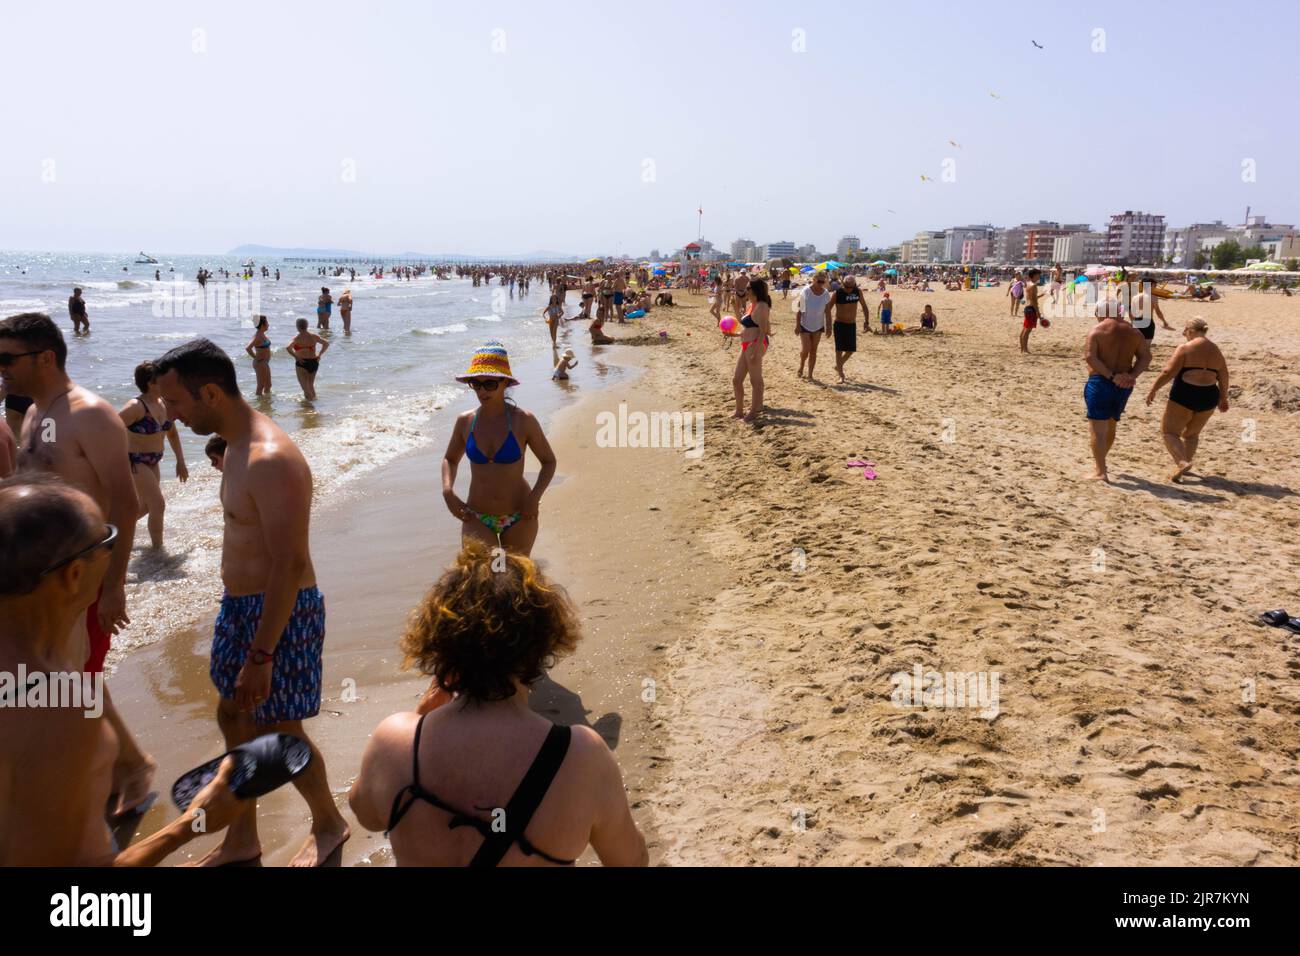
732 278 772 422
287 318 329 400
442 342 556 555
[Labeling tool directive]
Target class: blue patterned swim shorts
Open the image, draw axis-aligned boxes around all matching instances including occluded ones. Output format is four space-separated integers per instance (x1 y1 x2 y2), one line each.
210 587 325 724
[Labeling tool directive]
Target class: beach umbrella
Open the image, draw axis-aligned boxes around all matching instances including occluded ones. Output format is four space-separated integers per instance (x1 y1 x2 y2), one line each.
870 259 889 266
884 268 898 276
652 268 666 276
818 260 844 270
586 257 603 264
800 266 815 273
1083 266 1113 278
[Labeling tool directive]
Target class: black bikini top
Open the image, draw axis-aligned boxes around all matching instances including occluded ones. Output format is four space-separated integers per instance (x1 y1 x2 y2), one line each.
385 713 575 867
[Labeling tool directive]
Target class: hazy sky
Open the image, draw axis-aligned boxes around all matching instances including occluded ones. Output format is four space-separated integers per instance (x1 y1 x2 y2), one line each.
2 0 1295 256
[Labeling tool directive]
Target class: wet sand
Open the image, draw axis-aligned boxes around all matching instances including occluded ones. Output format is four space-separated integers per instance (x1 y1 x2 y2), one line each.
111 322 715 865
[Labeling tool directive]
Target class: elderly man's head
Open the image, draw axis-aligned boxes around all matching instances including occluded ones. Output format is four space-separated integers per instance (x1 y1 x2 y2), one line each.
0 474 112 616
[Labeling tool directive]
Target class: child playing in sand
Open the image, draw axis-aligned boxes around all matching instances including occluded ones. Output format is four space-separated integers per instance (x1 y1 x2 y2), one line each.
552 349 578 380
919 304 937 330
877 292 893 334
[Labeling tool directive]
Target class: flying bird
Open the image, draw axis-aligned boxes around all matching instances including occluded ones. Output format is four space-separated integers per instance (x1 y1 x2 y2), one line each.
949 139 962 148
920 174 933 183
871 223 880 228
989 91 1001 99
886 208 897 214
1031 40 1044 49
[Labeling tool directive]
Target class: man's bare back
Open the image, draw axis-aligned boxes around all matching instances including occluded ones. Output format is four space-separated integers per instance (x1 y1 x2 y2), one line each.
1087 318 1146 385
220 411 317 596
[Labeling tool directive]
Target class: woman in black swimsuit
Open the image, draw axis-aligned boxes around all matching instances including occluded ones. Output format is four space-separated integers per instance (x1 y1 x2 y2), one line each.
287 318 329 400
1145 317 1230 482
347 542 647 866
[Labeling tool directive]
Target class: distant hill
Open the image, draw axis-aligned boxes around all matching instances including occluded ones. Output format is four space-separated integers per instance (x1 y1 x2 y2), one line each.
227 244 593 262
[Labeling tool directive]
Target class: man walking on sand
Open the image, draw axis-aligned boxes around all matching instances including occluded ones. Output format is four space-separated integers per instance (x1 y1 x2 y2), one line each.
1082 307 1152 481
155 338 349 866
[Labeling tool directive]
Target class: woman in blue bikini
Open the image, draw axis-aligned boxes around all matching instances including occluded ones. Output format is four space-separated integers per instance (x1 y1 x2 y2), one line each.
442 342 556 555
244 315 272 396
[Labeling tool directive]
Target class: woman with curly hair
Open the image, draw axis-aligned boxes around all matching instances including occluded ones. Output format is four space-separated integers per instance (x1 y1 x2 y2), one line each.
348 542 647 866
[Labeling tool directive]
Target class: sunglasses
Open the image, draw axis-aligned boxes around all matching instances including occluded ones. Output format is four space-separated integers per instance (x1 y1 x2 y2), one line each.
40 524 118 577
0 349 45 368
467 379 501 391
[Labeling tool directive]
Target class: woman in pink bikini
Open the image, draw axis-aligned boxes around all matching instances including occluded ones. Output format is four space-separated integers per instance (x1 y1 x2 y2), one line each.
732 278 772 422
442 342 556 555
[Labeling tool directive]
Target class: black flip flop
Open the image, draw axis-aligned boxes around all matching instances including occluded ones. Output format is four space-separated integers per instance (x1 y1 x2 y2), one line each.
1284 617 1300 635
171 733 312 811
1259 609 1290 627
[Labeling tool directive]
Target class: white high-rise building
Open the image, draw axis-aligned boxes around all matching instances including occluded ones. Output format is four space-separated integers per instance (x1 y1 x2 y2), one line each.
1106 211 1166 265
836 235 861 259
943 225 994 262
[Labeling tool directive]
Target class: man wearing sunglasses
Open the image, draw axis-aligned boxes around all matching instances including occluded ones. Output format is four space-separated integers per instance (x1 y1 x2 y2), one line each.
0 475 242 865
0 312 157 819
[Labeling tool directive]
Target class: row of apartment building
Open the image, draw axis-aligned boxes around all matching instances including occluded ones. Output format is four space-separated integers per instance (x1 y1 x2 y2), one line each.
897 213 1166 266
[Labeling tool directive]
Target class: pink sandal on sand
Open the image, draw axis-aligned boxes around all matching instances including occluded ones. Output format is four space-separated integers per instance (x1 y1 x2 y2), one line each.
846 459 877 480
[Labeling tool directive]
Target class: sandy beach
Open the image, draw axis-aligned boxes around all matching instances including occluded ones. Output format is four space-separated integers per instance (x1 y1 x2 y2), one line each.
632 284 1300 865
109 283 1300 866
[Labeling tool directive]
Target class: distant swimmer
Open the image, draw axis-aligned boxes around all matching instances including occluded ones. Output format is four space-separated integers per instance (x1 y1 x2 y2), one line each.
288 318 329 401
118 362 188 550
245 315 273 396
68 287 89 334
316 287 332 330
1144 317 1230 482
1083 303 1152 481
337 289 353 332
155 338 350 867
443 343 556 556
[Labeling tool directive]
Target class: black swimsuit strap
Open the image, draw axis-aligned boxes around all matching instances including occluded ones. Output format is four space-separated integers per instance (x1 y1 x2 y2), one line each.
467 724 573 868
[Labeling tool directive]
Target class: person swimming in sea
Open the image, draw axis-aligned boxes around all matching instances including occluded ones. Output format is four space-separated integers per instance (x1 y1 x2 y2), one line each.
441 343 556 556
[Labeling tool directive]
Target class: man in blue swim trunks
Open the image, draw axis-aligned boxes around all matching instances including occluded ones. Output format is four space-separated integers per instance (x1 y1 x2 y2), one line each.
1083 308 1151 481
156 338 350 866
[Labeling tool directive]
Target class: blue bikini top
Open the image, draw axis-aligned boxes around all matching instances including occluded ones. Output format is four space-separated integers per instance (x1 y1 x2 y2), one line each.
465 407 522 465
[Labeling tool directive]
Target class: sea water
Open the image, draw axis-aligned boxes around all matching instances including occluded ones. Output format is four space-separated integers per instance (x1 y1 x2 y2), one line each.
0 250 565 663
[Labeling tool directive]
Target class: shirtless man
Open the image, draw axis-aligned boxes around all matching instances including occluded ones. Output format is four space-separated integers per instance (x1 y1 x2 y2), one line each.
155 338 349 866
1019 268 1046 353
831 274 870 382
0 476 243 866
68 287 89 334
0 313 156 817
732 270 751 317
613 271 628 323
1083 307 1152 481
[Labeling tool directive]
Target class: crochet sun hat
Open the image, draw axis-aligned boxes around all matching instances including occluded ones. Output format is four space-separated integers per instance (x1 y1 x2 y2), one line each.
455 341 519 386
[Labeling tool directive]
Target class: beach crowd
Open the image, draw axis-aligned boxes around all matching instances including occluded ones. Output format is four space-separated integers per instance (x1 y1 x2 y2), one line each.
0 257 1232 865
